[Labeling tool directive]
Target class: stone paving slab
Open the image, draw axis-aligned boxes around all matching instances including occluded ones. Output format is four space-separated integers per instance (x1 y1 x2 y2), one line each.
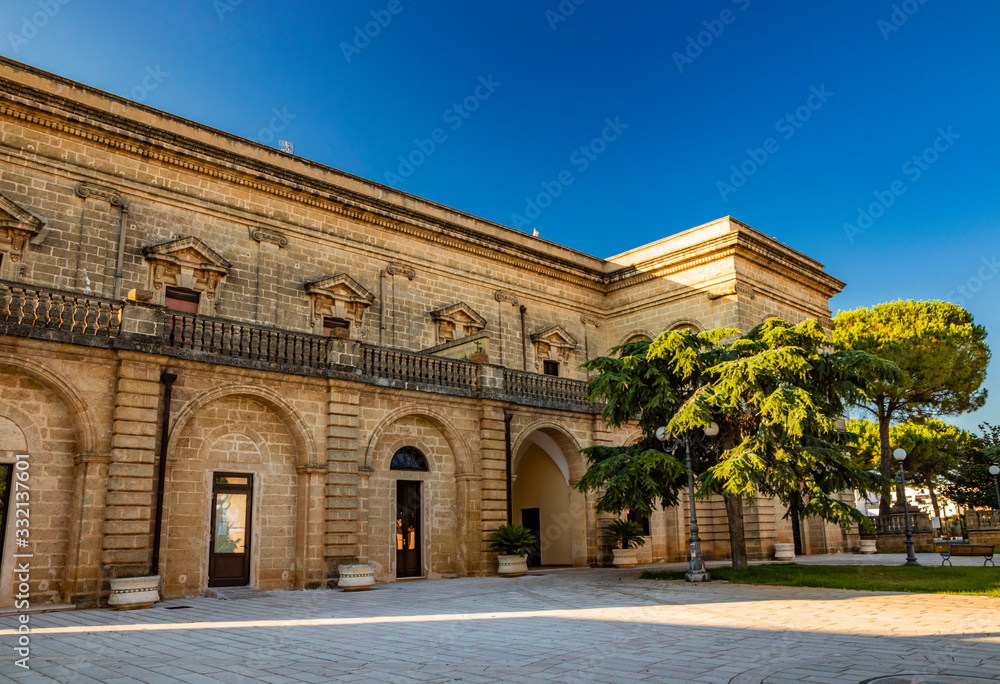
0 566 997 683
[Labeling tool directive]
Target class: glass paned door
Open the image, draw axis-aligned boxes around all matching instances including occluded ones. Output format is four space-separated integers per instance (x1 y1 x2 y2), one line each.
395 480 421 578
209 474 252 587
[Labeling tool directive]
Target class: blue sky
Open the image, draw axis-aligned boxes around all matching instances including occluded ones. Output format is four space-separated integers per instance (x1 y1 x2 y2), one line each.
3 0 998 432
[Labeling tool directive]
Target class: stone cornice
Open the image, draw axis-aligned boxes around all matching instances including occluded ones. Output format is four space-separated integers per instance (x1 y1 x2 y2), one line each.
0 61 609 292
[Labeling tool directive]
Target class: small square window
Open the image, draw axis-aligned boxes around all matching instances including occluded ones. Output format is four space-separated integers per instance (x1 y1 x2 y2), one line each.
543 360 559 376
165 286 200 314
322 317 351 339
627 510 651 536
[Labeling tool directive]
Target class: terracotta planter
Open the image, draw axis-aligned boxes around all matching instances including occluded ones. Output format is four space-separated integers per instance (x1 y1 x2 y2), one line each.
612 548 638 568
338 563 376 591
859 539 877 555
108 575 160 610
497 554 528 577
774 543 795 561
470 352 488 364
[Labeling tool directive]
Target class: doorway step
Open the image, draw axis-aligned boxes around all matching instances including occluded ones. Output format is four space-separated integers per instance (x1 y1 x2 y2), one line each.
203 586 269 600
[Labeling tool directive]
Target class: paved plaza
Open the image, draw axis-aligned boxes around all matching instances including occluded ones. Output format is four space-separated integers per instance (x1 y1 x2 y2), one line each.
1 555 998 683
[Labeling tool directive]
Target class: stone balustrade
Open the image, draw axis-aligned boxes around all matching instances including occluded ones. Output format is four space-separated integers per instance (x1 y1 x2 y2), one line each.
0 279 123 339
0 282 598 412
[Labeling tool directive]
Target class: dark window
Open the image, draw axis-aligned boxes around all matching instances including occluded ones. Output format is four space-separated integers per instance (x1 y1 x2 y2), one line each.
627 510 651 536
322 316 351 339
165 286 200 314
390 446 429 472
543 360 559 376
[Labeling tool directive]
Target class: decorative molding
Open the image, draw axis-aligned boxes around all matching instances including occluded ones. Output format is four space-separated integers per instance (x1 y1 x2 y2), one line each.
735 283 756 300
250 226 288 248
430 302 487 345
494 290 518 305
75 182 126 207
580 315 602 327
386 263 415 280
142 236 230 311
529 324 579 370
304 273 375 339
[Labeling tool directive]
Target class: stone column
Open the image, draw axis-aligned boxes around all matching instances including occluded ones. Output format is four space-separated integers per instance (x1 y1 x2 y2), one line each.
478 402 508 575
294 464 327 589
103 354 163 582
63 452 110 607
324 380 361 585
455 473 482 576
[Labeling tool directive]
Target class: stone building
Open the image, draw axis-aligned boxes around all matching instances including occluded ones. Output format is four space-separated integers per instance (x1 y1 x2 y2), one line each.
0 57 852 608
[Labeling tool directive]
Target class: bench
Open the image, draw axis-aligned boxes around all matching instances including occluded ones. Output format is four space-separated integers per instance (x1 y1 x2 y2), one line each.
935 541 996 566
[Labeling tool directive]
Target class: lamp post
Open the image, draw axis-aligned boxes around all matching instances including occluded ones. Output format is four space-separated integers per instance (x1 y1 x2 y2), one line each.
656 422 718 583
893 448 919 565
989 465 1000 511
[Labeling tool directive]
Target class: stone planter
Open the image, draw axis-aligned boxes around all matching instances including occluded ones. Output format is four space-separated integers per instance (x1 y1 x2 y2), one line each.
338 563 376 591
859 539 877 555
774 543 795 561
612 548 638 568
497 554 528 577
108 575 160 610
471 352 488 364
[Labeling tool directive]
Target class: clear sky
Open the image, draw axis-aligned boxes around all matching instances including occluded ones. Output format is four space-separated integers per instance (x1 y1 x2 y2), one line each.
3 0 998 432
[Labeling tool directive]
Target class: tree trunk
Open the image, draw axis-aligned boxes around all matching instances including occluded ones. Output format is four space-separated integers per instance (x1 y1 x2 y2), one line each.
926 476 941 521
724 492 748 570
790 499 803 556
877 399 892 516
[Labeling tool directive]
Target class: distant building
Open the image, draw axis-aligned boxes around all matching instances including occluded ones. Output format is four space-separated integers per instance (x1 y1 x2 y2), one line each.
0 58 852 607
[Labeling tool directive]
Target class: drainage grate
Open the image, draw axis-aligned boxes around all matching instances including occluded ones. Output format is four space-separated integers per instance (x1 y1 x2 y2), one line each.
163 605 192 610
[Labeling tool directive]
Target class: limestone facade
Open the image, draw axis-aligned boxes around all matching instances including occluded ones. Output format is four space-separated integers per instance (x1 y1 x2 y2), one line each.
0 57 852 607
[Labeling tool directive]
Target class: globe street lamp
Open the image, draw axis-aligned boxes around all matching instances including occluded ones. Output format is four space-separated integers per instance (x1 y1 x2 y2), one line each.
893 448 919 565
989 465 1000 510
656 422 718 582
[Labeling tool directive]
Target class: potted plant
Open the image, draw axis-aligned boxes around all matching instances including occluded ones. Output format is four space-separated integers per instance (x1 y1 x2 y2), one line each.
604 519 646 568
470 340 488 364
338 562 376 591
108 568 161 610
487 524 537 577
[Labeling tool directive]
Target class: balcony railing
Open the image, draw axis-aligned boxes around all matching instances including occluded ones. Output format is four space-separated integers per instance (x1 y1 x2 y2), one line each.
0 281 598 412
0 280 122 338
162 311 331 370
361 345 477 390
503 368 591 407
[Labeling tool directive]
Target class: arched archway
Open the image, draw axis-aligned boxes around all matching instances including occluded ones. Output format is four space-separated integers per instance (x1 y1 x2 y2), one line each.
163 386 316 596
362 408 475 581
511 424 587 567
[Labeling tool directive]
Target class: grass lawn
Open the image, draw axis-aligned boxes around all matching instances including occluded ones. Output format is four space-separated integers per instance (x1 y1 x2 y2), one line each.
639 564 1000 597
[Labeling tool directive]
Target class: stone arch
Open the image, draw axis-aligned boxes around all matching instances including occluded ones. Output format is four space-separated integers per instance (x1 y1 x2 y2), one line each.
619 429 643 447
665 318 703 333
169 384 316 467
617 329 654 346
511 420 585 482
0 403 42 453
363 406 475 477
0 354 95 455
362 407 473 581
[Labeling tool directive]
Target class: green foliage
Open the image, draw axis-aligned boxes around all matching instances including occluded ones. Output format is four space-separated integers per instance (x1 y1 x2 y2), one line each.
833 300 990 418
642 564 1000 598
486 524 538 556
850 418 975 485
833 301 990 512
577 318 899 567
603 519 647 549
942 423 1000 509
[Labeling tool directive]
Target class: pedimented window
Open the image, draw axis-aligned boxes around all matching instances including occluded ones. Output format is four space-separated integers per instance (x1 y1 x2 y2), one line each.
305 273 374 341
143 237 231 316
529 325 578 373
0 193 45 280
429 302 486 345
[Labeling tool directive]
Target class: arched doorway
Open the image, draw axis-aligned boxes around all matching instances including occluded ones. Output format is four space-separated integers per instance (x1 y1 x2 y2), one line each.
511 427 586 568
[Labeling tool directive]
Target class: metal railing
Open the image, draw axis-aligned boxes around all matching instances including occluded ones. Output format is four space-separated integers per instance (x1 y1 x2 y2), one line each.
360 345 477 390
0 280 122 337
162 311 331 370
